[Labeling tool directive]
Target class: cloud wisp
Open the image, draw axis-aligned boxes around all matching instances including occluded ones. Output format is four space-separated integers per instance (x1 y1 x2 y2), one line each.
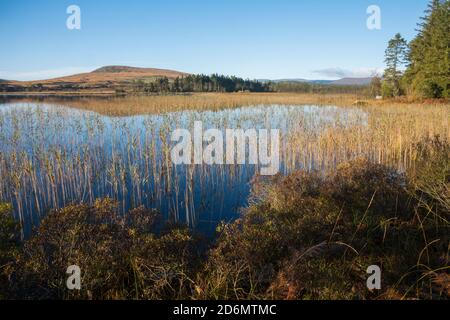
313 67 383 79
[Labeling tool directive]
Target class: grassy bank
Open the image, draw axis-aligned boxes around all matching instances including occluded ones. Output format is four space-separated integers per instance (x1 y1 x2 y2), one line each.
1 136 448 300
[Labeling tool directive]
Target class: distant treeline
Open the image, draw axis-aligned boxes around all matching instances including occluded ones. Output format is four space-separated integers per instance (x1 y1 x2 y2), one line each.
267 81 368 94
377 0 449 99
131 74 368 94
132 74 268 93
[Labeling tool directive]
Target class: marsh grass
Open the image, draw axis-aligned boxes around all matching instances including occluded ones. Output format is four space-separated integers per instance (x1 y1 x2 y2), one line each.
9 93 446 116
1 137 448 300
0 94 448 236
196 142 449 300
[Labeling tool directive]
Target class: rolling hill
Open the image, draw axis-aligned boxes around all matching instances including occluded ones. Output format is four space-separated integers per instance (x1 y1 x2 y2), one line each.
258 78 334 84
259 77 372 86
331 77 373 85
0 66 190 94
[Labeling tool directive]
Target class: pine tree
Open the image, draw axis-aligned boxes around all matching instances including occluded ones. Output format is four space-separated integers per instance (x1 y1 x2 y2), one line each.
383 33 408 97
405 0 450 98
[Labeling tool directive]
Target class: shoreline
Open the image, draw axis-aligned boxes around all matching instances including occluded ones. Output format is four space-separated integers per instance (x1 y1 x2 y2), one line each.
1 92 448 108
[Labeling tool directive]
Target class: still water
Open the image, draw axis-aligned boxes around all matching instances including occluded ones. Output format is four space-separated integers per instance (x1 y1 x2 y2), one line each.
0 99 367 235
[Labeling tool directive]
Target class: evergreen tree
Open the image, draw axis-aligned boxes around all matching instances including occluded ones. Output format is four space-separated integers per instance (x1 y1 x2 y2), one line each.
383 33 408 97
405 0 450 98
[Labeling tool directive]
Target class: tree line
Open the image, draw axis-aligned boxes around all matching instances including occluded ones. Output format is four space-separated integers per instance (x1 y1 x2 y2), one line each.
132 74 369 95
132 74 269 93
268 82 368 94
373 0 449 99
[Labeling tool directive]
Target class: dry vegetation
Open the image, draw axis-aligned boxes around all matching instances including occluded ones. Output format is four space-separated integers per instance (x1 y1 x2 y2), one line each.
1 93 364 115
0 138 448 300
30 93 450 115
20 92 447 116
197 143 449 300
0 94 448 232
0 93 448 300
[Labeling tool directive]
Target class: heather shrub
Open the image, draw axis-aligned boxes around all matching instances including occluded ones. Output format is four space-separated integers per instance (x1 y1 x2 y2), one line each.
8 199 202 299
199 145 448 300
0 203 20 299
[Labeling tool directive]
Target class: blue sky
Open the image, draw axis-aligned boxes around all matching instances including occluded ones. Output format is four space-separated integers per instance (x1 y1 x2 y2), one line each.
0 0 429 80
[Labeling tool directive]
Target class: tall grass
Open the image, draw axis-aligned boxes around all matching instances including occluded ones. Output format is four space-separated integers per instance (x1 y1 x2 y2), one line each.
1 137 448 300
0 95 448 236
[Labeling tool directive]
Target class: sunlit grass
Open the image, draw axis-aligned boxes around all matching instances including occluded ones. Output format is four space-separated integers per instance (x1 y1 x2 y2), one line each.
0 94 448 235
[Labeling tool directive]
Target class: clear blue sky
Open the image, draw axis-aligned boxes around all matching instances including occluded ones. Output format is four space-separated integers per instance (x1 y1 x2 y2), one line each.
0 0 429 80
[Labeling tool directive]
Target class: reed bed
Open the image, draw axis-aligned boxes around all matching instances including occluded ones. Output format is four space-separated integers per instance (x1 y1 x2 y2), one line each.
0 95 448 236
8 93 363 116
39 93 449 115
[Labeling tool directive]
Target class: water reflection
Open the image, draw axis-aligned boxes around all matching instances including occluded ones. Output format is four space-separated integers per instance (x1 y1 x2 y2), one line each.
0 101 367 235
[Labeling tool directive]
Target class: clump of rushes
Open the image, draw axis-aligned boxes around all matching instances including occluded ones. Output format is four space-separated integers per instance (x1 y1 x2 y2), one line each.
409 136 450 216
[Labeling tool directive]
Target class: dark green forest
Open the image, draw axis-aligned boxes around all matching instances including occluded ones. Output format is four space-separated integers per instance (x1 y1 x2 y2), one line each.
133 74 269 93
131 74 368 94
378 0 449 98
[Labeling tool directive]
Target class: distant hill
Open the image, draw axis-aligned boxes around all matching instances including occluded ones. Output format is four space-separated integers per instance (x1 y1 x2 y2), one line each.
258 78 308 83
4 66 187 85
259 78 334 84
0 66 190 94
90 66 188 78
259 77 372 86
24 66 188 84
331 77 373 86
